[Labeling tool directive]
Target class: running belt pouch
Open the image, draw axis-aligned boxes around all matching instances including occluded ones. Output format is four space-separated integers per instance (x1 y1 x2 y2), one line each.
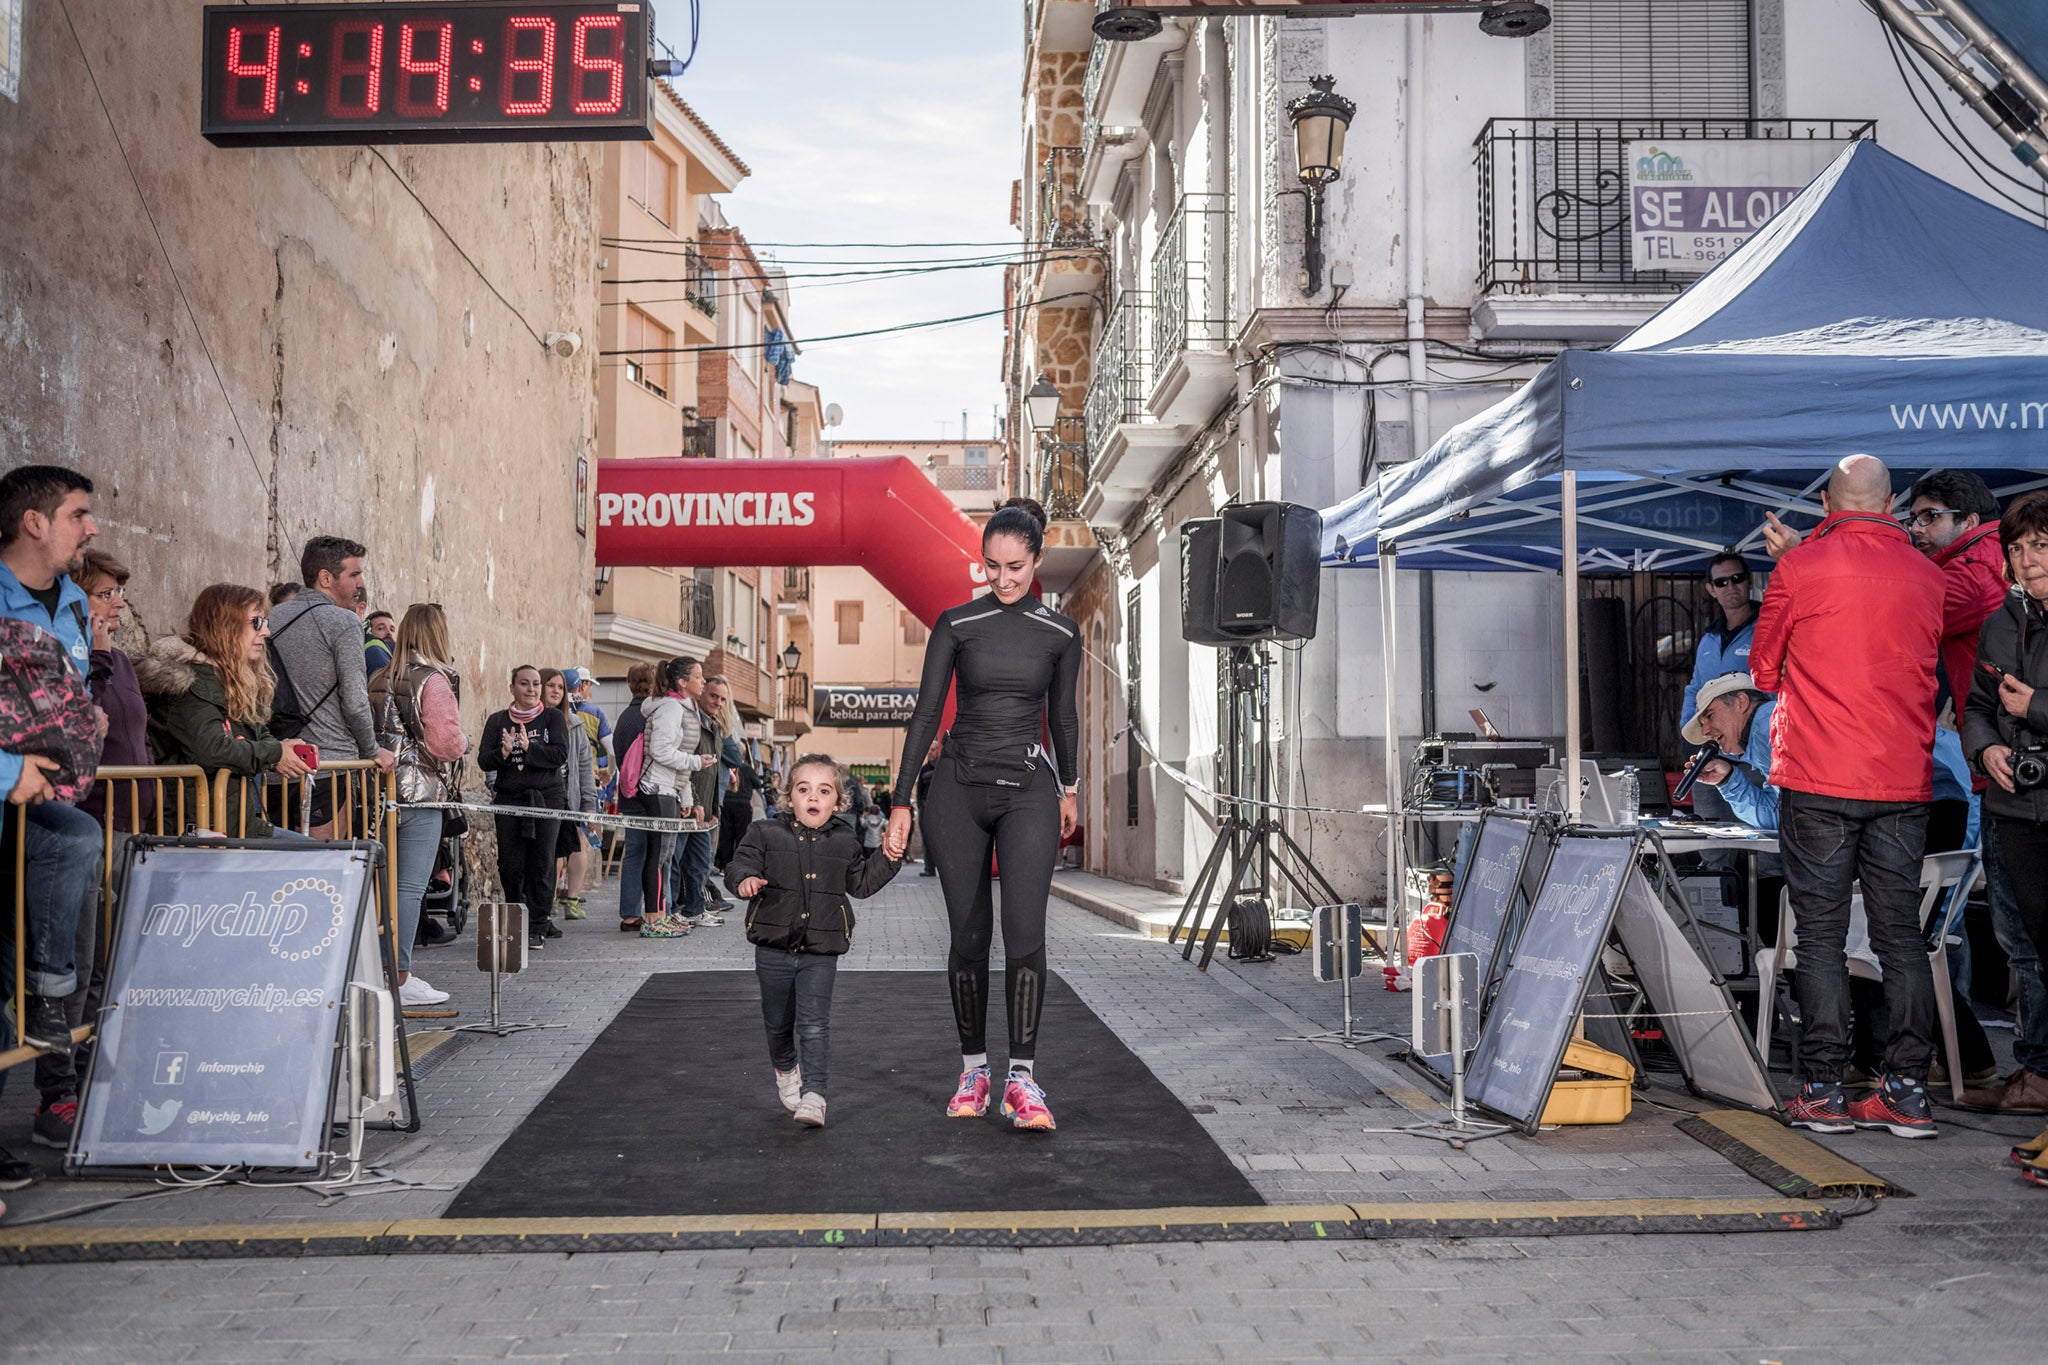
0 616 99 802
943 734 1037 790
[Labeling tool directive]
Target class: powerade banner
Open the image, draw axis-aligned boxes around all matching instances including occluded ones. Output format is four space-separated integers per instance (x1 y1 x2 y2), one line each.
813 685 919 728
73 843 375 1170
1629 140 1845 273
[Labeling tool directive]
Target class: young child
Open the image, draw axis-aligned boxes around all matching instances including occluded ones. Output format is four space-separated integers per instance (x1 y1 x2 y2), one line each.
726 753 902 1127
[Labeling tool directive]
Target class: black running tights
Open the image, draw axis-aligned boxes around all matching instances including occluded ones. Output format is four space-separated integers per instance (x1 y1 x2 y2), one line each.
923 757 1060 1060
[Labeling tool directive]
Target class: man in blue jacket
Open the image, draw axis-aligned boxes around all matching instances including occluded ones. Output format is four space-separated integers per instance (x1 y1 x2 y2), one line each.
1684 554 1761 824
0 465 105 1191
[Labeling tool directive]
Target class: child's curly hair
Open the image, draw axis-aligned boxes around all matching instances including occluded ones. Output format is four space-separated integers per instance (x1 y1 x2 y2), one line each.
778 753 854 813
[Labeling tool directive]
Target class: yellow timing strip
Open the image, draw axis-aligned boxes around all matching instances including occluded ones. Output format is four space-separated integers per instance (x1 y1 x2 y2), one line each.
0 1196 1835 1258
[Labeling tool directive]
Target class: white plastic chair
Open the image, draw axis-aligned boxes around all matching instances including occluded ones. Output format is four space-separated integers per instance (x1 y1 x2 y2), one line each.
1753 850 1980 1101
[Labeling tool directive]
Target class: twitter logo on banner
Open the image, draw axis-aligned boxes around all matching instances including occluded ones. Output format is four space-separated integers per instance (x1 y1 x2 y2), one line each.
140 1099 182 1135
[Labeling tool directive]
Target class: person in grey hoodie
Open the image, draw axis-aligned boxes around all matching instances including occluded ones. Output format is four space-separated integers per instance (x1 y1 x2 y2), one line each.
266 535 393 832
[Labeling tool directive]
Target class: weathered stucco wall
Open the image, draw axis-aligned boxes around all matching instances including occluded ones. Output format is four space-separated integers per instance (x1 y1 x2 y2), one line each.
0 1 599 734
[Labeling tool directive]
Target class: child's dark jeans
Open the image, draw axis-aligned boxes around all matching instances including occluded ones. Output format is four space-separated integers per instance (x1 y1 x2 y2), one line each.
755 944 838 1097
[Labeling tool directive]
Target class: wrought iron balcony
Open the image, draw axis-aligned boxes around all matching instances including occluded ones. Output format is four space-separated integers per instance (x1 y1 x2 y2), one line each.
1475 117 1875 295
681 574 716 640
682 417 716 459
778 670 812 732
1151 192 1230 364
926 463 1006 495
1036 416 1088 522
1038 146 1093 246
1084 290 1151 462
780 566 811 602
1080 31 1108 166
683 247 718 317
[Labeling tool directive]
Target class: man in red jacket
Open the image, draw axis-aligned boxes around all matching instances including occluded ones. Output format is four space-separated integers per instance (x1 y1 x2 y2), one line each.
1754 455 1946 1138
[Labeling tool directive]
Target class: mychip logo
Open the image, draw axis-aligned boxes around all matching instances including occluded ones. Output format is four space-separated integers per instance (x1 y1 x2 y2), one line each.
138 879 349 960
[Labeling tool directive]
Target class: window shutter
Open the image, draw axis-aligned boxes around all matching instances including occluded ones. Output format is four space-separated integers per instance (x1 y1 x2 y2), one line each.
1551 0 1753 120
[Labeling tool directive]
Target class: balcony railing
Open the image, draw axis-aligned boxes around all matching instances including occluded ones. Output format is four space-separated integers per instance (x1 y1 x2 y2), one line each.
1085 290 1151 459
778 670 811 730
1080 31 1108 166
927 463 1004 494
1038 146 1093 246
1037 416 1088 522
780 566 811 602
1475 118 1875 295
683 247 718 317
681 575 716 639
1151 192 1230 363
682 417 716 459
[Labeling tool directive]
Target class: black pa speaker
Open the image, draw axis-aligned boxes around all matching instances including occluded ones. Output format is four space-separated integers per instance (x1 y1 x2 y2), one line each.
1179 518 1236 645
1214 502 1321 642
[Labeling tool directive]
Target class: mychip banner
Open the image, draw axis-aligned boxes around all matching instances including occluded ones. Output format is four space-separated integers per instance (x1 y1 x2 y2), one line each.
1628 139 1847 273
72 841 377 1171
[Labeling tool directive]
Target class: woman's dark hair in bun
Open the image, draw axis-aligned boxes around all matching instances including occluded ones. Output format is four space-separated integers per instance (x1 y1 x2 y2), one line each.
984 497 1047 556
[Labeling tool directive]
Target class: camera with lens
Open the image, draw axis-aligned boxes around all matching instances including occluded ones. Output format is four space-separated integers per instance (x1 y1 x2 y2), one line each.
2013 744 2048 793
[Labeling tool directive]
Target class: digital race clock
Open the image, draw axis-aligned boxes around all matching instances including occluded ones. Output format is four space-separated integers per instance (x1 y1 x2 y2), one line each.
201 3 653 147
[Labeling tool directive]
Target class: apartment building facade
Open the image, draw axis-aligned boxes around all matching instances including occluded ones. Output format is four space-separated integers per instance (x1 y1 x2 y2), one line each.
592 86 819 752
1009 0 2029 898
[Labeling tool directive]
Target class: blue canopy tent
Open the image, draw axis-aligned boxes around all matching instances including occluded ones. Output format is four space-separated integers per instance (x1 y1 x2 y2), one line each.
1315 138 2048 929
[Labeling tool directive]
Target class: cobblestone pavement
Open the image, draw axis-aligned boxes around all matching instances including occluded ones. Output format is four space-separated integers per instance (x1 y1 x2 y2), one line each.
3 866 2044 1360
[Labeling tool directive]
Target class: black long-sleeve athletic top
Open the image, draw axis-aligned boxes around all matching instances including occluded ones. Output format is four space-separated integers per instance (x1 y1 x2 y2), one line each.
893 593 1081 804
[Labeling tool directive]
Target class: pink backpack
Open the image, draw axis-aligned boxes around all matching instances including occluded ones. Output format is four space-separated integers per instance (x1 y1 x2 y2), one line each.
616 730 647 801
0 614 99 803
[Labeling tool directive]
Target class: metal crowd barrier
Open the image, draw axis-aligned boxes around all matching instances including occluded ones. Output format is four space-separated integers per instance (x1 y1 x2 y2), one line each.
3 761 397 1074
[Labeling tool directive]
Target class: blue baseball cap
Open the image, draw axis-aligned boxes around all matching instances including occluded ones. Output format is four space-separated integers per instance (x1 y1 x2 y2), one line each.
563 667 594 690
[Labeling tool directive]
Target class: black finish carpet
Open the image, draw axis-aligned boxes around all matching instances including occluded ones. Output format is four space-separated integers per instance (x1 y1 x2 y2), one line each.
445 970 1263 1218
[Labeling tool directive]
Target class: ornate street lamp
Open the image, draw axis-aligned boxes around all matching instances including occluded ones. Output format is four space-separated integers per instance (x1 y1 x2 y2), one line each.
1024 374 1063 437
780 641 802 676
1287 75 1356 298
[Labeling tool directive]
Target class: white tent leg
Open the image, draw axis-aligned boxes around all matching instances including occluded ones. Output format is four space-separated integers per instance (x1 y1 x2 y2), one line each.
1563 470 1582 822
1381 548 1406 963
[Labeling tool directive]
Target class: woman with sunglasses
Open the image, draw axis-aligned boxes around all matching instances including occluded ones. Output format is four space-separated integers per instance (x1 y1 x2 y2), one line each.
137 584 313 836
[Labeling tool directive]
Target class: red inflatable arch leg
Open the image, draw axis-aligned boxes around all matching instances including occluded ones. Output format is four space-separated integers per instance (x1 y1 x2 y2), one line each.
595 457 989 627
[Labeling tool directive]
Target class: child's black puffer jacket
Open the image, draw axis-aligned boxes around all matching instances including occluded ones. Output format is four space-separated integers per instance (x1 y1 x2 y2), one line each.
726 812 901 954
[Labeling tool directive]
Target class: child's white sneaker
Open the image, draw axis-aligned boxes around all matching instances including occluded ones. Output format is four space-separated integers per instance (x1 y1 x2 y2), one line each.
775 1067 802 1113
793 1093 827 1127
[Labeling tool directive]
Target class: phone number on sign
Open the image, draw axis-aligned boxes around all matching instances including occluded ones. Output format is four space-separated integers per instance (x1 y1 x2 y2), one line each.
1635 234 1750 266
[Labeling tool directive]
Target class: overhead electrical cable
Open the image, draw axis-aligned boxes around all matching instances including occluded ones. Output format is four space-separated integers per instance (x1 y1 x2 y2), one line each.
597 293 1092 359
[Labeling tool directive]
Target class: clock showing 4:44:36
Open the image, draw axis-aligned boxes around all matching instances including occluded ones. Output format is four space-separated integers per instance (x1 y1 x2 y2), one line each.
200 2 654 147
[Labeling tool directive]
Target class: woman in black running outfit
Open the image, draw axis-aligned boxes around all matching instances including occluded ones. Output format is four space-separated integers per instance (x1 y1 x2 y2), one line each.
884 498 1080 1131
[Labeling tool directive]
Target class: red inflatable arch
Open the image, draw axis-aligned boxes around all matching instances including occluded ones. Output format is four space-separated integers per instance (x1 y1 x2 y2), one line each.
595 457 988 625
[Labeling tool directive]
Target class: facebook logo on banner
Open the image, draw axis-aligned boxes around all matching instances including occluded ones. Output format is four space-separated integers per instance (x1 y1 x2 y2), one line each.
154 1052 188 1085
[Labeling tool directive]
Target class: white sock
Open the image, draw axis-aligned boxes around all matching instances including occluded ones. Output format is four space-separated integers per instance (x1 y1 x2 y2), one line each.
1009 1059 1034 1076
962 1053 988 1072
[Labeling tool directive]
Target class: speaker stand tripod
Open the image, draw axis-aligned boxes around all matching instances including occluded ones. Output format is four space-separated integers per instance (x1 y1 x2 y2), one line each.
1169 644 1343 971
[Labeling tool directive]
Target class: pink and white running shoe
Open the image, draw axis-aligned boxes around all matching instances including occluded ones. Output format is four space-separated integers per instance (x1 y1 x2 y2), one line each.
946 1065 992 1118
1001 1069 1056 1131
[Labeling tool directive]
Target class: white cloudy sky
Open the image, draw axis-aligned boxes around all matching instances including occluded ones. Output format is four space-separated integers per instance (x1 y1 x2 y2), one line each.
662 2 1023 442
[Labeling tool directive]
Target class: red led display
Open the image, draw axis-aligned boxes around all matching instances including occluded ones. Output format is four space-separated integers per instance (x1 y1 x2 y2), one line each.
201 3 652 147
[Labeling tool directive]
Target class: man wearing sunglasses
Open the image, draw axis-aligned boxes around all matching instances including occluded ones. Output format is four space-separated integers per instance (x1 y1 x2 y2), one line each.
1682 553 1762 825
1905 471 2045 1113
